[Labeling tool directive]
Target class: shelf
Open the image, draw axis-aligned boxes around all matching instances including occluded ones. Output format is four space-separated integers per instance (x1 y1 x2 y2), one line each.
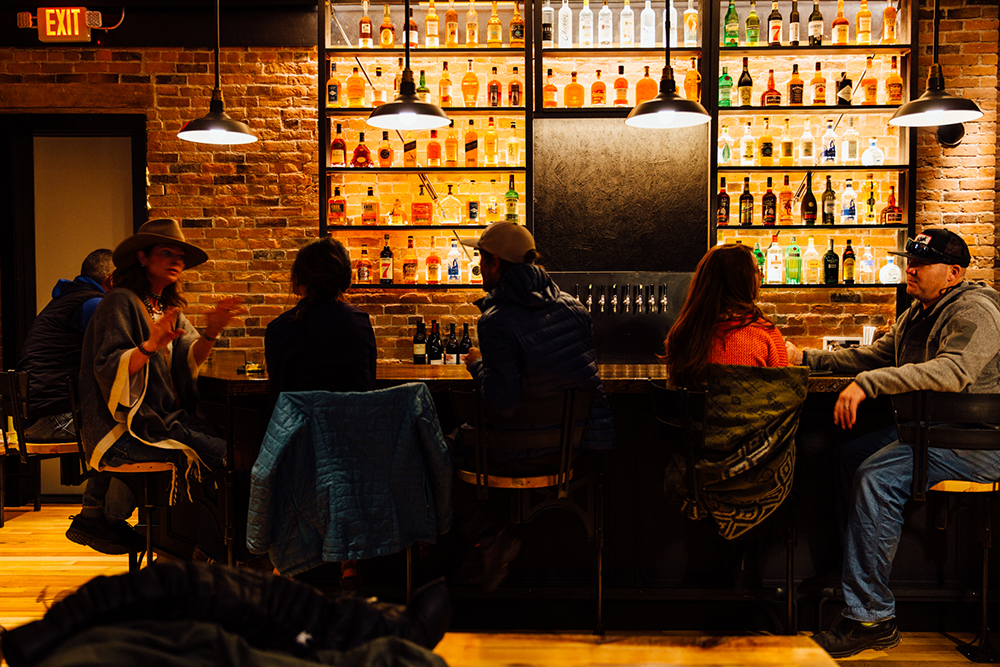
326 106 526 116
718 224 908 231
533 107 633 118
353 284 484 289
327 225 488 230
327 166 526 173
719 44 912 57
541 47 702 58
761 283 901 288
718 105 901 115
718 165 906 172
326 47 525 57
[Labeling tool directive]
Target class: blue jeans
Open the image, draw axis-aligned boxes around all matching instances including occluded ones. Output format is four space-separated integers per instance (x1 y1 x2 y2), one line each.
842 428 1000 622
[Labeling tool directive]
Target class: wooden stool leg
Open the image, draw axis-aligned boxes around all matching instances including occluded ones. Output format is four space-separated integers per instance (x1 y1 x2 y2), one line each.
594 455 605 636
33 458 41 511
959 496 1000 663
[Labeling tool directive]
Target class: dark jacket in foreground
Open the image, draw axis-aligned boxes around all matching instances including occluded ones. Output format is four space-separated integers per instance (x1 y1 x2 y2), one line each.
467 263 615 450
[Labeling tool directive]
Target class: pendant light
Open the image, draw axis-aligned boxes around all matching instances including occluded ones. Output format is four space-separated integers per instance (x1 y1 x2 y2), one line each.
625 3 710 129
367 0 450 130
888 0 982 128
178 0 258 145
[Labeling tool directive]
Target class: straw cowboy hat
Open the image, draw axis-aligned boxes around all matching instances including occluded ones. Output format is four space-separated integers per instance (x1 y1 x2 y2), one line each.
112 219 209 269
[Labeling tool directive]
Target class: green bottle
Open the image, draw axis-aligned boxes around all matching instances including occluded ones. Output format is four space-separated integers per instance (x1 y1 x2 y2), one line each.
753 241 766 284
504 174 519 223
416 69 430 102
718 66 734 107
785 236 802 285
745 0 761 46
724 0 740 46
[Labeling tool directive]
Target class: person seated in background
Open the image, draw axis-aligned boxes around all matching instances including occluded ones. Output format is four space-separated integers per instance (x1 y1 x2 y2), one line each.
264 236 377 589
663 243 787 388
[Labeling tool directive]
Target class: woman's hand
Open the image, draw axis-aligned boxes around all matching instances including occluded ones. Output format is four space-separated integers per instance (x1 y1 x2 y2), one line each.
147 307 185 352
203 296 245 339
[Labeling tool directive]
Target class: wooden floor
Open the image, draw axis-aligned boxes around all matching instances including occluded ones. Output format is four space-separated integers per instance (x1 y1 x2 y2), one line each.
0 504 981 666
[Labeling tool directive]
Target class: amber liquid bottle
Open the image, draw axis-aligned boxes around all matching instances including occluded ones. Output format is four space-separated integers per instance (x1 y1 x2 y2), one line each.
613 65 629 106
351 132 373 168
635 65 657 105
330 123 347 167
380 4 395 47
564 71 585 107
717 177 730 227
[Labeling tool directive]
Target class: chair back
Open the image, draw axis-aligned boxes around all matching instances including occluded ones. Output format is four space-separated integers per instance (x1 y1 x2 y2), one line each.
450 389 595 499
649 382 707 508
66 375 91 479
892 391 1000 501
0 370 33 465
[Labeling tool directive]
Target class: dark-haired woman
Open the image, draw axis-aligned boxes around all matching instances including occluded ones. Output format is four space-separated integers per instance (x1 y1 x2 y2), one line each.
664 243 788 389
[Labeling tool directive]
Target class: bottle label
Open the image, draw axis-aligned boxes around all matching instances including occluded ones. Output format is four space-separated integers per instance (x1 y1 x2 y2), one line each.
512 23 525 41
465 138 478 154
487 25 501 42
724 20 739 44
380 258 393 280
509 83 522 106
412 202 433 224
542 22 553 41
843 197 856 222
329 200 346 221
592 86 605 105
760 140 773 158
843 258 855 281
430 356 444 365
719 142 731 164
833 24 847 43
361 24 373 38
413 343 426 356
380 28 394 47
812 82 825 104
738 85 753 106
427 22 439 37
447 259 460 281
332 146 346 166
327 84 340 106
358 265 371 282
743 141 754 161
887 82 903 104
789 83 803 105
823 198 836 218
779 193 793 222
505 198 518 220
801 140 814 158
789 22 799 43
769 20 781 43
846 139 858 161
459 352 470 364
739 199 752 225
858 16 871 33
780 140 793 159
447 21 459 41
863 82 878 104
837 82 852 104
763 91 781 106
488 83 500 106
379 147 391 162
685 14 698 42
445 353 457 364
468 201 479 221
808 20 822 40
803 209 816 225
823 140 836 162
403 261 418 281
746 26 759 43
426 263 440 283
762 200 776 225
362 202 378 222
717 199 730 226
353 153 369 167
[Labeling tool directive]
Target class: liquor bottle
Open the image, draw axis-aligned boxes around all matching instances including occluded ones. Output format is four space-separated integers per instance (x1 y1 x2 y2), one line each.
359 0 375 47
598 0 613 47
466 180 480 223
762 176 777 226
636 66 657 105
446 0 460 46
842 239 856 284
469 250 483 285
740 122 756 167
505 174 519 222
766 234 784 284
330 123 347 166
484 116 498 165
859 244 876 284
841 116 859 165
487 66 502 106
880 185 902 224
801 171 817 225
380 4 395 47
759 117 774 167
509 66 523 106
377 131 393 167
789 0 800 45
579 0 594 47
885 56 904 105
761 69 781 106
416 69 431 103
739 176 754 226
371 67 387 107
667 0 678 46
800 121 816 165
413 321 427 364
831 0 848 44
808 0 823 45
683 58 701 102
787 63 804 105
510 1 525 46
559 0 573 47
361 186 379 224
485 179 500 222
379 234 394 284
390 197 405 225
424 0 440 47
682 0 697 45
785 236 802 284
836 70 852 106
745 0 760 46
466 0 479 45
328 186 347 225
542 0 555 47
856 0 872 45
737 57 753 107
565 71 585 107
408 8 419 48
459 323 474 361
620 0 635 46
879 256 902 284
823 239 839 285
357 244 374 283
403 130 417 167
778 118 794 166
506 121 521 165
778 174 794 223
861 138 885 166
767 0 782 45
393 56 404 95
803 236 821 284
641 0 657 46
717 177 730 226
718 66 733 107
346 66 366 107
543 68 558 107
723 0 740 47
614 65 629 106
426 237 441 283
402 236 418 284
882 0 897 44
446 239 464 283
464 119 478 167
327 62 342 108
445 323 459 363
753 242 766 283
841 178 857 223
445 120 458 166
821 175 836 224
462 60 479 106
438 61 453 106
861 57 878 105
351 131 373 168
718 124 733 165
810 62 826 105
487 0 502 47
410 185 432 224
427 321 443 364
592 69 607 105
821 119 837 163
441 184 462 223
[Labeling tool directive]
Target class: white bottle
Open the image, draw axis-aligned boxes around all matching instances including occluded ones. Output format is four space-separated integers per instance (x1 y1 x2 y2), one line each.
620 0 635 46
558 0 573 47
879 256 902 284
597 0 613 46
841 178 858 224
640 0 655 46
470 249 483 284
821 119 837 164
683 0 698 46
840 116 860 166
446 239 464 284
579 0 594 47
861 138 886 166
740 122 756 167
505 121 520 166
441 185 462 224
666 0 678 46
859 245 876 284
766 235 785 284
542 0 555 47
718 124 733 165
802 237 821 284
799 122 816 166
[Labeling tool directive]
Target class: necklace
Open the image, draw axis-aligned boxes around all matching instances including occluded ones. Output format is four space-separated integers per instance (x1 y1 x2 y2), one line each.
141 292 163 319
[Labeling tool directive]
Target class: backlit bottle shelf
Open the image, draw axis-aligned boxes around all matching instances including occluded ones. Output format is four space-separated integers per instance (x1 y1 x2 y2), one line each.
718 224 907 231
353 283 485 290
719 44 912 57
761 282 901 288
327 225 489 230
325 47 525 57
533 107 634 118
327 166 526 173
718 105 901 115
325 106 526 116
541 47 702 58
718 164 906 173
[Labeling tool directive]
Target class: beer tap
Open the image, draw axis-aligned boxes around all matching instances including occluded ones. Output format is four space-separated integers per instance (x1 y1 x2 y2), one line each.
573 283 581 303
635 284 644 313
586 283 593 312
598 285 605 314
645 285 653 313
659 285 668 313
622 283 631 314
611 284 618 314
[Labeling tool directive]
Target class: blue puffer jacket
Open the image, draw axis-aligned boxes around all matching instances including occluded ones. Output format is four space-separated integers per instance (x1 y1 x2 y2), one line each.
468 263 615 449
246 384 453 576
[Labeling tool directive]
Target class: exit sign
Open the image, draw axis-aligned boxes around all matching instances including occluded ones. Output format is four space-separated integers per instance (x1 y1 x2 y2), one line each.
38 7 90 42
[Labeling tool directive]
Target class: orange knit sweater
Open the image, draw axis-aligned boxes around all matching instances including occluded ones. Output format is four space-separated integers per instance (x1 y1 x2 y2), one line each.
708 319 789 369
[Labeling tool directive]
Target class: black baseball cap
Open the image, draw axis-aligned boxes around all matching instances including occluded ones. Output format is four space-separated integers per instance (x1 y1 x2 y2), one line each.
888 229 971 268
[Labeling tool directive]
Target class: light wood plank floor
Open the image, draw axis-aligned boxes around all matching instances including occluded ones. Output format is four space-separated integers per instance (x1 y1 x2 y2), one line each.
0 504 980 666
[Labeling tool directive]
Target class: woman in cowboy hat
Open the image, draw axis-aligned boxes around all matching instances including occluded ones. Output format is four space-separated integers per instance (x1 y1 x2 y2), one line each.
74 219 243 554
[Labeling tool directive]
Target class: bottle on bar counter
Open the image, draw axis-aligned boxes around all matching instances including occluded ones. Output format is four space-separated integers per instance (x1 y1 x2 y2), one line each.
857 0 872 44
466 180 480 223
327 62 341 108
579 0 593 47
445 323 459 364
684 58 701 102
544 68 558 108
445 120 458 166
379 234 394 284
821 119 837 163
427 129 441 167
836 71 852 106
506 121 520 166
841 178 857 224
859 244 876 284
789 0 800 45
591 70 606 106
361 186 379 225
403 130 417 167
565 71 585 107
598 0 613 47
465 119 478 167
718 67 733 107
882 0 897 44
621 0 635 47
861 57 878 105
459 322 473 362
737 57 753 107
787 64 803 106
682 0 697 45
347 67 366 107
441 185 461 224
759 117 774 167
635 66 657 105
744 0 760 46
509 67 523 106
613 66 629 106
484 116 498 166
559 0 573 48
753 242 766 283
718 124 733 164
416 70 431 103
800 121 816 165
880 185 903 224
808 0 823 45
831 0 848 44
427 321 443 364
740 121 755 167
408 8 418 48
412 185 433 224
841 116 859 165
413 321 427 364
810 62 826 106
761 70 781 107
470 249 483 284
462 60 479 106
779 118 794 166
378 131 393 168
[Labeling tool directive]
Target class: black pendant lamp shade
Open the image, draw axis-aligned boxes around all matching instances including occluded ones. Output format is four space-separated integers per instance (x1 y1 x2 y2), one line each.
178 0 258 145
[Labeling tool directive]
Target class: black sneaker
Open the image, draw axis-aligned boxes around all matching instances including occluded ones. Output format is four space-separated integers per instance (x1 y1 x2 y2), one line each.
65 515 142 555
812 617 901 658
